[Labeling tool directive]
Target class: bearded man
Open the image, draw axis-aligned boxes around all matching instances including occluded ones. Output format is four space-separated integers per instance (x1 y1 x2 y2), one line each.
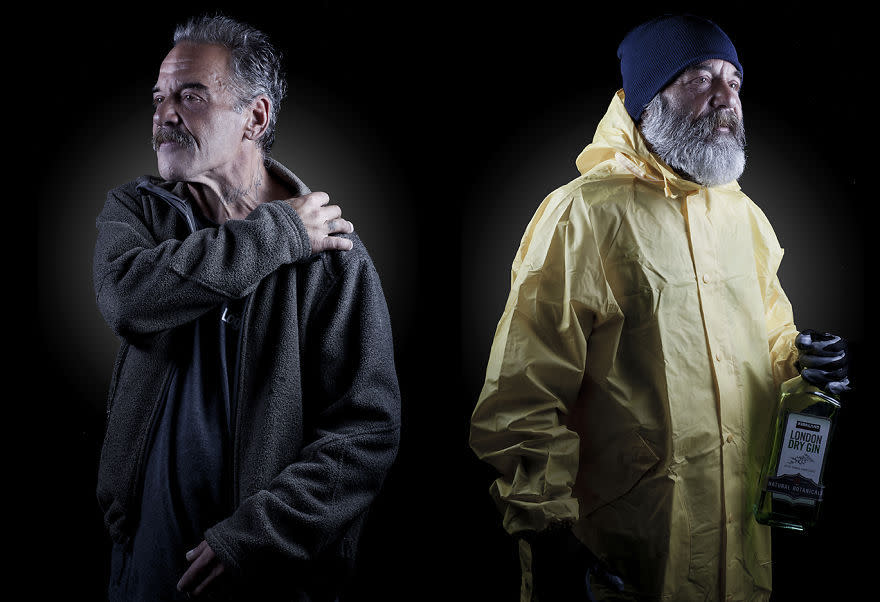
94 15 400 601
469 14 848 602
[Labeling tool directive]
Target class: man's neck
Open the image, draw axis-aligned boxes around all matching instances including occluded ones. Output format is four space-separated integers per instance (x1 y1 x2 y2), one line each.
184 154 292 223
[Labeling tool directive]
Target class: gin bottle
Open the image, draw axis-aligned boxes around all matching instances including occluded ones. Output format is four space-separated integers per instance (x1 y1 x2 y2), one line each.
754 375 841 532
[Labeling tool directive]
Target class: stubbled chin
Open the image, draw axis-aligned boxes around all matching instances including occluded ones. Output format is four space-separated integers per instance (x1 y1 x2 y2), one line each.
157 157 189 182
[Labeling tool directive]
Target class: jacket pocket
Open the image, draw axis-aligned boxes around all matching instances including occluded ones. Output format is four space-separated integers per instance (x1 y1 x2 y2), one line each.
105 340 130 423
664 472 692 599
575 429 659 517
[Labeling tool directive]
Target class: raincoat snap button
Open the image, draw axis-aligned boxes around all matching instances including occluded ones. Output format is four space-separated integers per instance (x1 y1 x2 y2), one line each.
726 434 734 444
702 273 711 284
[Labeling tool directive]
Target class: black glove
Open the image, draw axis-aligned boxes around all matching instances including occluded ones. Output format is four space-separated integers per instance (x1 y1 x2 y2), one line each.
525 527 624 601
795 329 850 395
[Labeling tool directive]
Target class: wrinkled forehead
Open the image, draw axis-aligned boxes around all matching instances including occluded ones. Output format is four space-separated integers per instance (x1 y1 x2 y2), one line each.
155 41 233 91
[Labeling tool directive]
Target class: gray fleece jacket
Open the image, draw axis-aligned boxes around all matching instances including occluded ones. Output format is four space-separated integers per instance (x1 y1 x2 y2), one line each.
93 159 401 599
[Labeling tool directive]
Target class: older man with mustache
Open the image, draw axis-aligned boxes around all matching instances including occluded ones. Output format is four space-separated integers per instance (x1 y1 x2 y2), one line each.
94 14 400 601
470 14 848 602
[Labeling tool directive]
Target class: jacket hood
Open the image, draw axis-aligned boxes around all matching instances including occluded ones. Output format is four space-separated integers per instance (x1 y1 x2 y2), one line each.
575 89 741 198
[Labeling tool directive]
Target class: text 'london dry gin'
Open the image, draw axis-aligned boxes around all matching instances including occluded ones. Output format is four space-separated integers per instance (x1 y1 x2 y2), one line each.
754 376 841 532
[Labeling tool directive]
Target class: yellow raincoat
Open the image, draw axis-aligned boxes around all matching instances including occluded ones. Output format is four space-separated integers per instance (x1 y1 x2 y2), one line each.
470 90 800 601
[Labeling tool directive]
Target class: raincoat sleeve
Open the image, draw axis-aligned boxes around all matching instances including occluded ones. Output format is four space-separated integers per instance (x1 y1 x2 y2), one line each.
93 183 312 340
470 188 616 536
749 201 799 386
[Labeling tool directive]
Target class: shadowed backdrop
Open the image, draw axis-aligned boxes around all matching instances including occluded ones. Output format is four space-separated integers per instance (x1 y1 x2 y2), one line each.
33 2 866 600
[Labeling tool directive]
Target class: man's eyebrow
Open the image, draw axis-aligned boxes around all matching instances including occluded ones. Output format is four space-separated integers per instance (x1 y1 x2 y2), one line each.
683 61 743 81
152 82 210 94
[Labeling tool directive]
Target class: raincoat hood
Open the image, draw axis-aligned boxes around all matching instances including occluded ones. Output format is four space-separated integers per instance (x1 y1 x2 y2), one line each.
575 89 741 199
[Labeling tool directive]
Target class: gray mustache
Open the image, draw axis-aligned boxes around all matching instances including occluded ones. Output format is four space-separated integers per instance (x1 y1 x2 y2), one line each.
708 109 739 128
695 109 744 143
152 127 196 151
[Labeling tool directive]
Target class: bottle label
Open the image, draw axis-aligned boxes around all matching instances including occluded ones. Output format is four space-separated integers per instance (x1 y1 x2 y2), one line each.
766 411 831 505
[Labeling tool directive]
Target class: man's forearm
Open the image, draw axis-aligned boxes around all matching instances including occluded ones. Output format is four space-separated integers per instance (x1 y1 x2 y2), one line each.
94 191 311 338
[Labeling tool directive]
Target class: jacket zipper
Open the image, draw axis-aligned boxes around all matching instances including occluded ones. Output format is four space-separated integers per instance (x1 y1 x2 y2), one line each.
229 292 253 507
124 181 198 527
137 180 197 232
140 178 249 510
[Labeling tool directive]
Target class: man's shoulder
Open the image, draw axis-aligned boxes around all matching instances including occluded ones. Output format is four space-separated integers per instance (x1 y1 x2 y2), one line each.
289 232 385 306
288 231 376 282
541 170 641 219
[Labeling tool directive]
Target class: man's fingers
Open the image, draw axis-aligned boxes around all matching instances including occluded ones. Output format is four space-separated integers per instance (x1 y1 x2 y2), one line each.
319 235 354 251
285 191 355 253
185 540 208 562
178 541 215 593
178 555 205 591
304 191 330 206
286 191 329 212
321 204 343 221
320 205 354 233
192 563 226 597
299 192 331 213
798 353 847 370
326 218 354 235
796 331 846 355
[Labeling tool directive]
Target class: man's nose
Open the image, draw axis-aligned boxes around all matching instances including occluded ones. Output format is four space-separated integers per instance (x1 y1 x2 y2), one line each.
153 99 180 127
709 80 740 113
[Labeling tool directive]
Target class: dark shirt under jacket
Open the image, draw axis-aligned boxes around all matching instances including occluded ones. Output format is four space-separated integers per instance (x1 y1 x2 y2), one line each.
109 211 243 601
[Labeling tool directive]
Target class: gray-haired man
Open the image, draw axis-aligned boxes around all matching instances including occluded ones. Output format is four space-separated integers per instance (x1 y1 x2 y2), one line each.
94 15 401 601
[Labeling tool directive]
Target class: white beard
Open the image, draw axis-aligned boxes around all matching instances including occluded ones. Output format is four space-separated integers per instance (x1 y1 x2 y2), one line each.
639 94 746 187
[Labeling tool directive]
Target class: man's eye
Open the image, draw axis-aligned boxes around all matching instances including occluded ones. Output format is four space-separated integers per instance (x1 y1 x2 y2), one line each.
152 97 163 108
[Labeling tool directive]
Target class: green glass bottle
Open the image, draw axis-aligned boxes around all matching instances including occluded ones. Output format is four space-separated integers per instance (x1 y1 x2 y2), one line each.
754 375 841 532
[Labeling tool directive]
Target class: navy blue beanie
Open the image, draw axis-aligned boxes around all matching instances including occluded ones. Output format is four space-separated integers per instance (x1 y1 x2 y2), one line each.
617 15 743 122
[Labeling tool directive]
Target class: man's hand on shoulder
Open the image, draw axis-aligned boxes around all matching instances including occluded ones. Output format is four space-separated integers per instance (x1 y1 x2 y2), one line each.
285 191 354 253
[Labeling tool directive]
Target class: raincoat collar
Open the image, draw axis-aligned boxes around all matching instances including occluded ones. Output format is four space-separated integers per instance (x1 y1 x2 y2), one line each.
575 89 742 199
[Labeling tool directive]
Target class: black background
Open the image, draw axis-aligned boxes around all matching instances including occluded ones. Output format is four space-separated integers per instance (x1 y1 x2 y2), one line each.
32 2 868 600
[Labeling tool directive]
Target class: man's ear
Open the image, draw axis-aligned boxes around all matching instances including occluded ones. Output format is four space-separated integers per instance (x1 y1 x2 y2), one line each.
243 95 271 143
